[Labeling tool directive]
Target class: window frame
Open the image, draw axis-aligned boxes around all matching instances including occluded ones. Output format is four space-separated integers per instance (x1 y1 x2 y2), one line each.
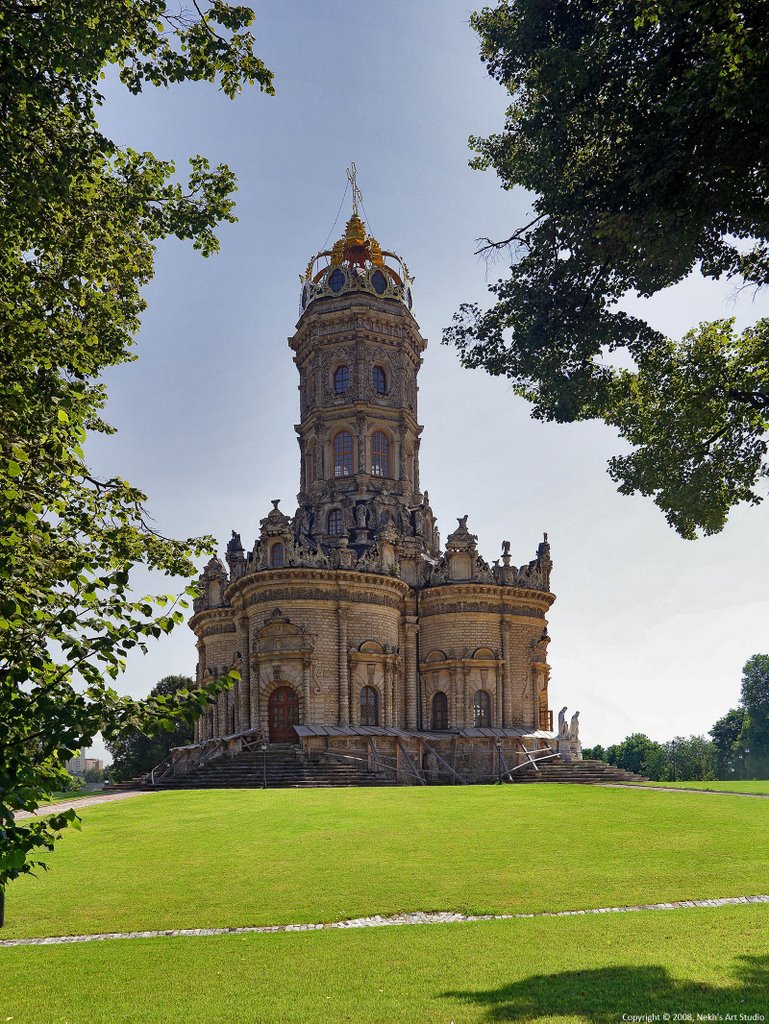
360 685 379 727
333 430 354 478
328 509 343 535
370 429 389 478
270 543 285 568
472 689 492 728
372 365 387 394
334 364 350 394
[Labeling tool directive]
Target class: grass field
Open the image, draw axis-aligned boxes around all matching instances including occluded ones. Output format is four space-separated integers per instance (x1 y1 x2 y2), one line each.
2 906 767 1023
4 785 768 1023
628 779 769 794
38 788 104 804
3 786 769 940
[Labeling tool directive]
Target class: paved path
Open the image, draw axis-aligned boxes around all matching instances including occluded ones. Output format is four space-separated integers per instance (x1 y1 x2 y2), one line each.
2 894 767 948
14 790 149 820
605 783 769 798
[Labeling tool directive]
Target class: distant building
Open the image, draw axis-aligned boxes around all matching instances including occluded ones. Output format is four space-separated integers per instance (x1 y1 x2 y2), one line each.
65 753 103 775
65 752 87 775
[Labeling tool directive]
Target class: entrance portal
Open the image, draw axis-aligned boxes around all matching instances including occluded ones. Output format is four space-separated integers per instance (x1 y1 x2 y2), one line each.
268 685 300 743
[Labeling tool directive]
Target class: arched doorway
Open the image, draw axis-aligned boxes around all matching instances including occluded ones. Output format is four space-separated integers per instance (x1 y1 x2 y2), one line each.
472 689 492 728
431 691 449 731
360 685 379 726
268 685 300 743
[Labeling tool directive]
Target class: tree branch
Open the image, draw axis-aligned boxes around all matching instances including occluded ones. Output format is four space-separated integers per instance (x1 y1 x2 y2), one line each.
474 214 545 257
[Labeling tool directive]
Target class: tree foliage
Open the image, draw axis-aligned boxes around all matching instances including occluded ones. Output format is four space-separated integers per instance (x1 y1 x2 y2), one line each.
709 706 747 776
106 675 196 781
738 654 769 776
600 732 717 781
0 1 271 915
445 0 769 537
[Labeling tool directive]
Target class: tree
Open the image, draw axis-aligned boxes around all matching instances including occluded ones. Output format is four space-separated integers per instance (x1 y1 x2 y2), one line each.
106 675 196 781
582 743 605 761
665 735 717 782
445 1 769 538
0 2 272 924
605 733 664 777
710 706 747 778
738 654 769 776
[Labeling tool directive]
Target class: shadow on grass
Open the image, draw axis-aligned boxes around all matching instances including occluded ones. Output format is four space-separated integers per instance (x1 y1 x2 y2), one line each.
445 955 769 1021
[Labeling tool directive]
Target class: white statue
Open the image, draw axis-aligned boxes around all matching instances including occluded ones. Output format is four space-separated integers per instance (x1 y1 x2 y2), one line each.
569 711 580 741
558 706 569 737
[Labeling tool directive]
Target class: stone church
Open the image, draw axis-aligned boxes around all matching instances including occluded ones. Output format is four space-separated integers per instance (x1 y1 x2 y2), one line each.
186 200 566 782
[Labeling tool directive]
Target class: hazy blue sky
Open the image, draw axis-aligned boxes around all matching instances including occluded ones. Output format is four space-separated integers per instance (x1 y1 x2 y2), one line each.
86 2 769 762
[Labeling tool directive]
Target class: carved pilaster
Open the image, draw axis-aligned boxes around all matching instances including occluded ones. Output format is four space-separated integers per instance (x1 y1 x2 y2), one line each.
462 662 471 728
338 604 350 725
501 616 513 728
495 662 503 729
238 617 251 731
404 619 419 730
302 654 312 725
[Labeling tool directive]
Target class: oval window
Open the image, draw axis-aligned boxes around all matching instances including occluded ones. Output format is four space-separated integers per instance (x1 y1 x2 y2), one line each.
329 268 345 293
371 269 387 295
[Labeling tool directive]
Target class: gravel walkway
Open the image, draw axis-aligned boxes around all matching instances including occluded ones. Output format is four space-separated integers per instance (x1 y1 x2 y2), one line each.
14 790 149 820
606 784 769 797
2 894 767 948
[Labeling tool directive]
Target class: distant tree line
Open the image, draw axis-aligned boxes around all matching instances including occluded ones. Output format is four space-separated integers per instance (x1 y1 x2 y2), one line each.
583 655 769 781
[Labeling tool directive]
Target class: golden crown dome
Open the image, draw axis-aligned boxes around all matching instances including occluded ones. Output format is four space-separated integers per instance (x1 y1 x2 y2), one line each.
300 169 413 311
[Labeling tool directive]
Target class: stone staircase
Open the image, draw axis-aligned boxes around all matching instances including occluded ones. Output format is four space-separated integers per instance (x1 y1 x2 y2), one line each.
507 757 648 785
151 744 386 790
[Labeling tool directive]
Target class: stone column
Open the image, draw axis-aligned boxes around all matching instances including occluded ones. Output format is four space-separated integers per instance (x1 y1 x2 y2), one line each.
501 616 513 728
449 665 459 729
383 661 392 727
338 604 350 725
495 663 503 729
250 660 260 735
302 655 312 726
404 619 419 730
216 692 226 738
238 616 251 731
356 414 367 475
462 663 471 727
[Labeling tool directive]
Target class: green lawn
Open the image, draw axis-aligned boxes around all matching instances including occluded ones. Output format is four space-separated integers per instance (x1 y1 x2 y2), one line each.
4 785 769 940
628 779 769 795
38 788 104 804
2 906 767 1023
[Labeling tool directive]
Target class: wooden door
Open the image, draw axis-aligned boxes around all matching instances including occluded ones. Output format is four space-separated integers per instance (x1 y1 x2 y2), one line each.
268 686 300 743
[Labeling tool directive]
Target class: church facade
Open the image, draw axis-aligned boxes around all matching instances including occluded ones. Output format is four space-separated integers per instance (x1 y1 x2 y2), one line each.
187 205 563 781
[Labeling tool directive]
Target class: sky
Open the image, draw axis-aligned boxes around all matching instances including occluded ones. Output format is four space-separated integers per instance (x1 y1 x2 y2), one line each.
85 2 769 762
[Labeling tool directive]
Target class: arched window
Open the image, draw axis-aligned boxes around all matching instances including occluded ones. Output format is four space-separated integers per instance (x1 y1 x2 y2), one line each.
334 365 350 394
473 690 492 728
431 691 449 731
270 543 284 568
372 365 386 394
328 509 343 535
360 685 379 726
370 430 389 477
334 431 353 477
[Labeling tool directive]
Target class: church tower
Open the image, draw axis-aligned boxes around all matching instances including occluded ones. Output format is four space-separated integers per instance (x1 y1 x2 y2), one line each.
290 201 439 585
185 178 569 782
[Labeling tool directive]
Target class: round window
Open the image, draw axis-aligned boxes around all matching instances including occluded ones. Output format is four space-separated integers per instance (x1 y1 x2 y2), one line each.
371 269 387 295
329 268 345 293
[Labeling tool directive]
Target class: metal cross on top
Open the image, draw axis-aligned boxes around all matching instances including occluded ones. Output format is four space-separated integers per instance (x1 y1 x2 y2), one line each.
346 162 364 217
